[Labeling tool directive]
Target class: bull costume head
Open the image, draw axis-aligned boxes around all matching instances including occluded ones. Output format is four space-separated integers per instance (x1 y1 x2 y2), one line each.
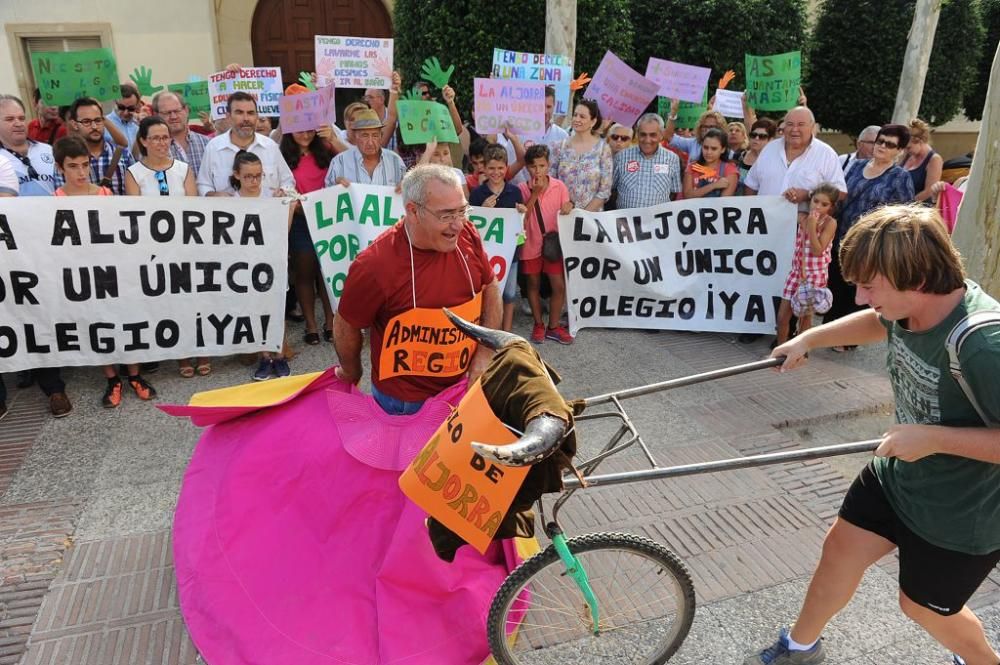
427 310 581 561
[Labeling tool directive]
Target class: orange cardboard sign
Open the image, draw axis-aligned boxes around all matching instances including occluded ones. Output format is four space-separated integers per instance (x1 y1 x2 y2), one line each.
399 378 529 553
379 291 483 380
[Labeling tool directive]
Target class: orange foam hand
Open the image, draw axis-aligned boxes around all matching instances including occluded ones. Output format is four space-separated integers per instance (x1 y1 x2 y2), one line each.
570 73 592 92
719 70 736 90
690 164 718 179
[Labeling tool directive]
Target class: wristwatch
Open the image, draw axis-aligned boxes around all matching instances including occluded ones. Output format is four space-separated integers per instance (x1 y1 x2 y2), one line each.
668 114 678 121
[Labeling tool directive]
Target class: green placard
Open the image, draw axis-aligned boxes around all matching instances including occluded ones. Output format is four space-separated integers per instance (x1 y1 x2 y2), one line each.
397 101 459 144
744 51 801 112
658 87 709 130
31 48 120 106
167 80 211 116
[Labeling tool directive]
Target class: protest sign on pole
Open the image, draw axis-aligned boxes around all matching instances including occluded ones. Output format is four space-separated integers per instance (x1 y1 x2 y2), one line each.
279 85 335 134
744 51 802 111
559 196 797 336
712 89 745 118
0 196 289 372
208 68 283 120
473 79 546 137
658 88 709 130
31 48 120 106
315 36 393 89
645 58 711 104
491 48 573 117
301 184 520 305
167 80 211 116
396 101 460 143
583 51 660 128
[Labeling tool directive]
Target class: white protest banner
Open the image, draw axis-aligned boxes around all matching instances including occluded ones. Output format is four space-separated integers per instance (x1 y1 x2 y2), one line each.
315 36 393 89
208 67 283 120
0 196 289 372
301 184 520 304
712 88 745 118
491 48 573 117
559 196 797 335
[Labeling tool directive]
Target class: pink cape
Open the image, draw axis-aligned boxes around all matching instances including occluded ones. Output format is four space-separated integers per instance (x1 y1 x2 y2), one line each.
164 372 525 664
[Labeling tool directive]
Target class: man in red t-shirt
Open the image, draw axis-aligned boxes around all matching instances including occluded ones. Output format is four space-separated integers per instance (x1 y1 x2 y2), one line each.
333 164 502 414
27 88 66 145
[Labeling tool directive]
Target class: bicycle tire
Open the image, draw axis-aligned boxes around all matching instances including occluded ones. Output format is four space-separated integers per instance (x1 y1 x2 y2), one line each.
487 532 696 665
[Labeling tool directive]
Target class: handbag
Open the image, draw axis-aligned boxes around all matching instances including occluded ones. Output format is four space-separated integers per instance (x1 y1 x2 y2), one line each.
535 199 562 261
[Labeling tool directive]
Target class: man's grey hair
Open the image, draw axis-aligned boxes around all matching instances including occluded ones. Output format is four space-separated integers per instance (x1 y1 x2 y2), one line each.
785 105 815 124
151 90 186 114
0 94 25 112
858 124 881 140
401 164 462 207
608 122 632 135
636 113 664 131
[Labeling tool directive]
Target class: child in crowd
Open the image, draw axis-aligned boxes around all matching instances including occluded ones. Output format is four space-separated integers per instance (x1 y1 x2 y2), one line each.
230 151 294 380
419 137 469 197
518 144 574 345
52 136 157 408
776 182 839 346
682 127 738 199
470 143 524 331
466 138 488 191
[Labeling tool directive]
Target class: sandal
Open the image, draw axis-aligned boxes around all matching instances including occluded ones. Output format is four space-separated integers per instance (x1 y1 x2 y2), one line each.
179 365 195 379
305 331 320 345
323 329 333 343
196 362 212 376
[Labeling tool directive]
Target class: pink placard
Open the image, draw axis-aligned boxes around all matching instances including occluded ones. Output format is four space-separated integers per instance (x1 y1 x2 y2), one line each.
279 85 335 134
645 58 711 104
583 51 660 128
473 78 546 136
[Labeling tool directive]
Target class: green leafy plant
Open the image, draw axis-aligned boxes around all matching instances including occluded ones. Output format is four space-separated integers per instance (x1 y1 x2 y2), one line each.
963 0 999 121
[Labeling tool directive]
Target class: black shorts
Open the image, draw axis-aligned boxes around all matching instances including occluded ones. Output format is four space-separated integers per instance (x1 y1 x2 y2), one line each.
838 461 1000 616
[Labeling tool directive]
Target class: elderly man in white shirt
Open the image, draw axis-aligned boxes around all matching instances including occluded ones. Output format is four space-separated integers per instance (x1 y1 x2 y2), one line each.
744 106 847 206
196 92 294 196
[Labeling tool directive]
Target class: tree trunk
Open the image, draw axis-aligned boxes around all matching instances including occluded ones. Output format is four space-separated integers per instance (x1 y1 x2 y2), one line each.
951 43 1000 296
545 0 577 70
892 0 941 123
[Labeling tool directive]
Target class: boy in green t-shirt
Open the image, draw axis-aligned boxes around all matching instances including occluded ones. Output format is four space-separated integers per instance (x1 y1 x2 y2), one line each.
748 204 1000 665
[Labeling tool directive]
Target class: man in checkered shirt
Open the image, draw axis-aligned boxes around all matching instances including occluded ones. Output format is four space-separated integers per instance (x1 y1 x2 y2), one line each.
612 113 682 209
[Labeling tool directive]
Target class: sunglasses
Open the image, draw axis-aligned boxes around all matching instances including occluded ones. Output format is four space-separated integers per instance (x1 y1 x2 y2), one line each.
874 138 899 149
4 149 40 180
117 103 138 112
750 132 770 139
154 169 170 196
608 134 631 142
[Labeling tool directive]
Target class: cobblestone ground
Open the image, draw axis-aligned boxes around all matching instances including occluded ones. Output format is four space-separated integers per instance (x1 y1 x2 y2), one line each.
2 311 998 664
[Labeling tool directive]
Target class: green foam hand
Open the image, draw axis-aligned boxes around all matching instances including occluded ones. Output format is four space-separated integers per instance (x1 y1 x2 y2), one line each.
401 89 423 101
129 66 163 97
298 71 317 91
420 57 454 89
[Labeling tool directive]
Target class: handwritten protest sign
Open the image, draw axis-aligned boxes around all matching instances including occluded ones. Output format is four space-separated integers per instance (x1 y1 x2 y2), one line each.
31 48 120 106
583 51 660 127
713 88 745 118
0 196 288 372
397 101 459 143
658 88 709 130
645 58 711 104
302 184 520 304
279 85 335 134
559 196 797 335
399 378 527 554
315 35 393 89
491 48 572 117
473 78 546 137
745 51 801 111
167 80 210 116
208 67 283 120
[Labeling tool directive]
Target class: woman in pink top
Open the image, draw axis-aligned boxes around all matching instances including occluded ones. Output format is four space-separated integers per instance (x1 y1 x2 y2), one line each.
517 144 574 345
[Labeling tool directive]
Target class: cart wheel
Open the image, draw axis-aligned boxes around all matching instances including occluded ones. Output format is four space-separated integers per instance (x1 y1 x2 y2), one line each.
487 532 695 665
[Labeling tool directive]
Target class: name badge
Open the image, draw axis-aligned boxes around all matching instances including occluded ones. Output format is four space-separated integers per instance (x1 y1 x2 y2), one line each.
653 163 670 174
626 160 640 173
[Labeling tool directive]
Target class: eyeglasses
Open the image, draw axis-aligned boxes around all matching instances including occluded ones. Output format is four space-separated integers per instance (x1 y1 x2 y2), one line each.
417 203 470 224
857 139 876 145
160 109 185 117
238 173 263 182
608 134 631 142
117 104 137 112
76 117 104 127
154 169 170 196
750 132 770 139
874 138 899 149
145 135 172 143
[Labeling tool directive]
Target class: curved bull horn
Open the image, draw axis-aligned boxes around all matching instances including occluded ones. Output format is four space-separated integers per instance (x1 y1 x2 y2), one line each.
443 308 525 350
471 414 566 467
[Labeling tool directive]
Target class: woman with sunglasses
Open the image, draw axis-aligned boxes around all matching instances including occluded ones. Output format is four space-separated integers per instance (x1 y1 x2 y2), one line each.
125 116 203 376
736 118 776 195
822 124 915 337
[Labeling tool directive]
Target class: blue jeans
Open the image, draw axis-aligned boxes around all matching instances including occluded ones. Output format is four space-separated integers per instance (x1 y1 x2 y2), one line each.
372 384 424 415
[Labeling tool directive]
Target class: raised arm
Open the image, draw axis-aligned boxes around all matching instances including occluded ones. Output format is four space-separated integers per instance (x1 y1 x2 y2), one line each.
382 71 401 148
663 98 680 142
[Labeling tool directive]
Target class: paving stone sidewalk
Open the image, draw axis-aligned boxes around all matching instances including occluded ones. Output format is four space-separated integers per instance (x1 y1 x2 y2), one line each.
2 321 998 664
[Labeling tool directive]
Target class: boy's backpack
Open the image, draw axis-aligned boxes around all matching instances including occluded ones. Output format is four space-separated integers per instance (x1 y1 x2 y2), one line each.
946 311 1000 427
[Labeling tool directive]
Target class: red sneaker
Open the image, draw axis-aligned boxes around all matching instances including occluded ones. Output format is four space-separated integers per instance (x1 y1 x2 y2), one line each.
530 322 545 344
545 326 574 345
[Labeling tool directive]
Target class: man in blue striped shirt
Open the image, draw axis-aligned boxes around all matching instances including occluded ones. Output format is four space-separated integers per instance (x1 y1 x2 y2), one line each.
324 109 406 189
